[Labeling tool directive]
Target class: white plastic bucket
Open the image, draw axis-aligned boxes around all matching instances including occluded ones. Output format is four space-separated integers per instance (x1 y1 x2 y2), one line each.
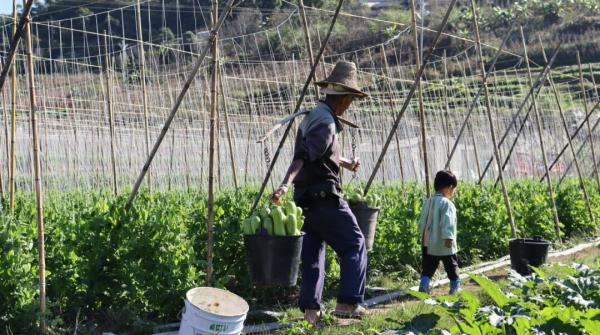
178 287 249 335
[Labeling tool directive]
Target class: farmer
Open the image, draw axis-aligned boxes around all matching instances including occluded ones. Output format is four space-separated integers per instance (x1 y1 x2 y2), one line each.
270 61 368 324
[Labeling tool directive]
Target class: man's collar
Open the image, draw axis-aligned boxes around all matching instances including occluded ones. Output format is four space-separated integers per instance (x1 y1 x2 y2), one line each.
319 100 343 132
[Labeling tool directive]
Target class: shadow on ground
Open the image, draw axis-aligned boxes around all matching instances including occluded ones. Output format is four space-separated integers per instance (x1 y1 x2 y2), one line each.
380 313 440 334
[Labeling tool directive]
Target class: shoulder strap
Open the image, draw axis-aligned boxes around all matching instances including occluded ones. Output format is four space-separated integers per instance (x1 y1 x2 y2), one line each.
426 198 435 226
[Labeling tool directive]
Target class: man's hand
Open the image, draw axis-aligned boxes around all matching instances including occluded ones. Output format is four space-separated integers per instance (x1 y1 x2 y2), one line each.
444 239 453 248
270 184 288 205
341 157 361 172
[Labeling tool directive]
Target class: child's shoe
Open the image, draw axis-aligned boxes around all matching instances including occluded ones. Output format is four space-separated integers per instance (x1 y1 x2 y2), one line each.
449 279 461 294
418 276 431 293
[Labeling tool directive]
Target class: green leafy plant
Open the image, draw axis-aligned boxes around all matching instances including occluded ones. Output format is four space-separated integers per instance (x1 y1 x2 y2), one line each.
410 263 600 334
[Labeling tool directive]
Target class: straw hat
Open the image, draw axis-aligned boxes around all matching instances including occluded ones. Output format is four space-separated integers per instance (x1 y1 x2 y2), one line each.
315 61 368 98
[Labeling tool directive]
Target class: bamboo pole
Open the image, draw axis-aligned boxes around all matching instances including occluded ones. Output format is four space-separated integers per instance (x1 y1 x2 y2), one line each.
1 90 8 196
206 0 220 286
9 0 17 210
577 51 600 190
469 0 516 238
518 26 560 239
442 50 451 157
126 0 235 207
103 33 118 196
216 89 222 192
0 94 5 197
364 0 458 195
218 63 238 189
23 9 46 333
298 0 320 97
184 121 191 192
243 126 251 184
410 0 430 196
538 37 594 223
250 0 346 213
136 0 152 192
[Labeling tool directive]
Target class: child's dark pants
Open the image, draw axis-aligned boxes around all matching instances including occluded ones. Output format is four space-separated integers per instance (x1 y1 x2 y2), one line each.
421 247 459 280
298 195 367 311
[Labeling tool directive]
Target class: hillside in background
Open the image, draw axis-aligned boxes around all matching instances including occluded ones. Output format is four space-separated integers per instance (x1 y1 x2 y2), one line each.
0 0 598 68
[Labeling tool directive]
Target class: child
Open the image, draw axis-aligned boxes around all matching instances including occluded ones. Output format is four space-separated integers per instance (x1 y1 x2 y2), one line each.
418 170 460 294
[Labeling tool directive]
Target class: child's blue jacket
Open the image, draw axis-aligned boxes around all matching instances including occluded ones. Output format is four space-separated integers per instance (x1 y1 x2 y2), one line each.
418 194 458 256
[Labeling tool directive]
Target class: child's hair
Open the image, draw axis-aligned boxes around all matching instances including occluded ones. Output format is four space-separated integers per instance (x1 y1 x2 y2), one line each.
434 170 458 191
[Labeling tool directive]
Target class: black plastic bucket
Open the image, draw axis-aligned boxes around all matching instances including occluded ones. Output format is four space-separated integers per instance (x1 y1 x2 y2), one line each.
349 202 380 251
509 236 550 275
244 233 303 287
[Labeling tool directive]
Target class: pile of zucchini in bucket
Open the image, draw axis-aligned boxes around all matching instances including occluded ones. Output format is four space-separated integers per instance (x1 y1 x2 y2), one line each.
243 201 304 237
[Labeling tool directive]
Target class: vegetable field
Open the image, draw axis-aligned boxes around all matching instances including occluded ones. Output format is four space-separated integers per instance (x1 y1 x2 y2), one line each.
1 0 600 334
1 179 599 333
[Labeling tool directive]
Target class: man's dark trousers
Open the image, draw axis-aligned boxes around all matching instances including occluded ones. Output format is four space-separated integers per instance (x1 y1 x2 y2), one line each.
298 195 367 311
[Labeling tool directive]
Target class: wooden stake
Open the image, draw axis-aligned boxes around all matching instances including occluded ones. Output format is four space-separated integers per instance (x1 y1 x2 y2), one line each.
23 10 46 333
518 26 560 239
538 37 594 223
469 0 516 238
126 0 235 207
136 0 152 192
9 0 17 210
103 33 118 196
218 63 238 189
577 51 600 190
410 0 430 196
364 0 458 195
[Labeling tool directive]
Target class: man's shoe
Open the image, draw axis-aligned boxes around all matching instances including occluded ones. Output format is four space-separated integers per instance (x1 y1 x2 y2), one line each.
304 309 321 326
333 304 366 319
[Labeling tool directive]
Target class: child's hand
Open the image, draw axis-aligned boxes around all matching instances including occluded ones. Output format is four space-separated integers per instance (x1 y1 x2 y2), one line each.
444 239 453 248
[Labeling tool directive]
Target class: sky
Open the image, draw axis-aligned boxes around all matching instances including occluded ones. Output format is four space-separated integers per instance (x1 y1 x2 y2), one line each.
0 2 13 14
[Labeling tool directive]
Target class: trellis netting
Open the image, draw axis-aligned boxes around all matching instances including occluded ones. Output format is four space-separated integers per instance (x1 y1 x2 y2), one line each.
0 0 598 192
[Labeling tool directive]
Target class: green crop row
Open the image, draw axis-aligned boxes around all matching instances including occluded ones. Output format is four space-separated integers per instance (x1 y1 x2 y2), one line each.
1 178 599 334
